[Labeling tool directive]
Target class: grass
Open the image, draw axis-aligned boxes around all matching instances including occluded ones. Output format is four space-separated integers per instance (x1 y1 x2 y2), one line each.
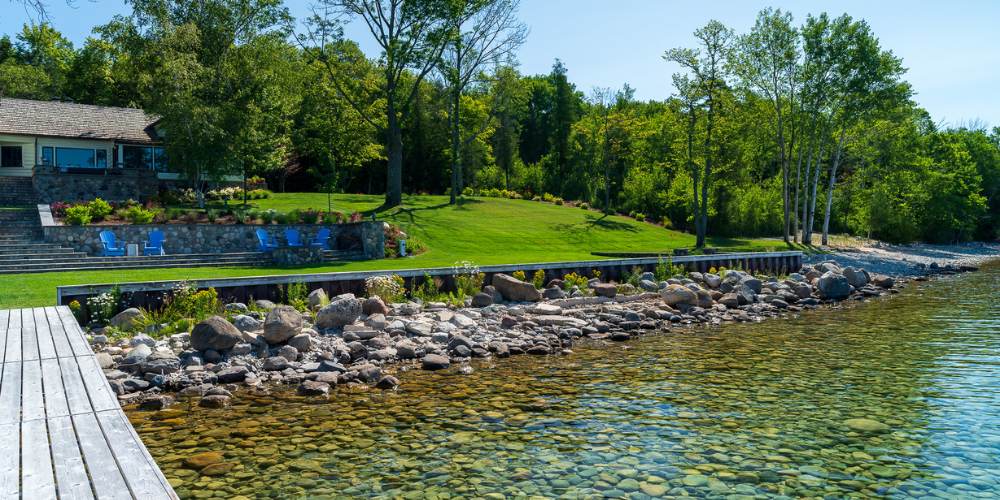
0 193 789 309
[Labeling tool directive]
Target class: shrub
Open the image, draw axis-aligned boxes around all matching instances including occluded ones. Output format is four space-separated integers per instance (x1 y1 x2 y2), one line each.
122 206 156 224
50 201 71 217
163 283 220 321
562 272 590 291
512 270 526 281
412 273 443 303
554 198 564 205
350 211 363 223
282 282 309 312
634 213 646 222
365 274 406 303
654 257 685 280
64 205 92 226
88 198 113 221
86 286 121 324
453 261 484 297
661 216 673 229
579 202 589 210
531 269 546 289
68 300 84 324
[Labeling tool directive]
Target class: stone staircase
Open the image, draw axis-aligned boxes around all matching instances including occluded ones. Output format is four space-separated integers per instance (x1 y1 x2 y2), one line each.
0 208 363 274
0 177 37 207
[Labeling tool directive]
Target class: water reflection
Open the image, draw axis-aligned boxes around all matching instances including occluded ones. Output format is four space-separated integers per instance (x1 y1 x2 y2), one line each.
130 263 1000 498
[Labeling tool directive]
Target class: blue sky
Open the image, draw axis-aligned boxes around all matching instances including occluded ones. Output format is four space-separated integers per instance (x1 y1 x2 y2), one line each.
3 0 998 127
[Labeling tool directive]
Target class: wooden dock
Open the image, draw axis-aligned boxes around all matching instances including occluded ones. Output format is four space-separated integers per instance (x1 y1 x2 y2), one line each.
0 306 176 499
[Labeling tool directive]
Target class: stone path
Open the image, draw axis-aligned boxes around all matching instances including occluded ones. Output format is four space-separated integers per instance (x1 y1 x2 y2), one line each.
0 306 176 499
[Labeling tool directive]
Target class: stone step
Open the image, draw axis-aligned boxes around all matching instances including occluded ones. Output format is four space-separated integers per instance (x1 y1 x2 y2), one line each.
0 250 365 274
0 245 76 254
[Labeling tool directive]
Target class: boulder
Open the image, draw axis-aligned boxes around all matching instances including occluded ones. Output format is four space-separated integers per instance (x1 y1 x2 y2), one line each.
638 279 659 292
375 375 400 390
363 296 390 316
199 395 230 409
592 283 617 298
140 350 180 375
263 356 289 371
215 366 249 384
491 274 542 302
254 299 277 311
471 292 494 307
297 380 330 397
817 271 852 300
122 344 151 365
277 345 299 361
287 333 313 352
224 302 248 313
843 267 870 288
109 308 145 330
262 306 303 345
542 287 566 300
95 352 115 369
315 295 363 329
422 354 451 371
306 288 329 310
660 284 698 307
191 316 243 351
703 273 722 289
231 314 262 333
129 334 156 348
872 274 895 289
483 285 504 304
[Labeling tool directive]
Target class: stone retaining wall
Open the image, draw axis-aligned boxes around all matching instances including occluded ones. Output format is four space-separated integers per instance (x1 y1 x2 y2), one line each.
42 220 385 259
33 166 162 203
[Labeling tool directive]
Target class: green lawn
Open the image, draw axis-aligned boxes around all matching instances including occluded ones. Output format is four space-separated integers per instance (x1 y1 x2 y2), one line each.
0 194 789 308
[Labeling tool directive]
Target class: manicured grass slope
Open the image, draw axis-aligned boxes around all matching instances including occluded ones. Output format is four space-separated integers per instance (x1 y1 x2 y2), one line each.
0 194 783 308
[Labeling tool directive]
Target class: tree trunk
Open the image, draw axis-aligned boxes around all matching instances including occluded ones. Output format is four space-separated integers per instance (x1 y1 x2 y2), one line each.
793 132 804 243
450 88 461 204
775 95 789 245
686 105 699 235
699 103 714 249
807 138 826 244
822 128 847 245
385 97 403 208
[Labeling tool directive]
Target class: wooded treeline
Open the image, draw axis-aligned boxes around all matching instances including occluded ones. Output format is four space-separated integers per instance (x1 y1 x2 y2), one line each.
2 0 998 244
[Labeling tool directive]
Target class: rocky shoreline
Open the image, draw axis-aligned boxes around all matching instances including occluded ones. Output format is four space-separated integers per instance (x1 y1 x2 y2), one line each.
94 259 981 411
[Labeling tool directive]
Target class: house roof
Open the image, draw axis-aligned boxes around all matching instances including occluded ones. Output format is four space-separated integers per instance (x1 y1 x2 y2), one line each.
0 97 161 144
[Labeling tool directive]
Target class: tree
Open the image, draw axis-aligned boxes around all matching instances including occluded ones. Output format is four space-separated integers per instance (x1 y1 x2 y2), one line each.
732 8 799 244
305 0 452 208
489 65 528 190
437 0 527 203
665 20 734 248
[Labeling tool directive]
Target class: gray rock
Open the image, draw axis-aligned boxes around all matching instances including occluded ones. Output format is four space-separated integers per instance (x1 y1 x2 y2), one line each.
232 314 262 333
316 360 346 373
231 343 253 356
356 364 382 383
287 333 313 352
277 345 299 361
129 333 156 348
362 296 390 316
140 350 180 375
396 340 422 359
703 273 722 289
122 344 152 365
224 302 249 313
491 274 542 302
817 271 852 300
307 288 329 310
263 356 289 371
199 394 230 408
262 306 303 345
422 353 451 371
592 283 617 298
660 285 698 306
190 316 243 351
215 366 249 383
297 380 330 397
375 375 400 390
315 294 362 329
638 279 659 292
254 299 277 311
471 292 494 307
109 308 145 331
542 287 566 300
95 352 115 369
741 278 763 294
483 285 504 304
405 321 433 337
843 267 870 288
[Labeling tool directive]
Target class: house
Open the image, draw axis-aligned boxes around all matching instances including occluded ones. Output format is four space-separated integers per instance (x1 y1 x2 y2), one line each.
0 97 173 203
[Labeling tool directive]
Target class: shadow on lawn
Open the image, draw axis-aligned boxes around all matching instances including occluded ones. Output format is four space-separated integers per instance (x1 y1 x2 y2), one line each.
553 213 640 234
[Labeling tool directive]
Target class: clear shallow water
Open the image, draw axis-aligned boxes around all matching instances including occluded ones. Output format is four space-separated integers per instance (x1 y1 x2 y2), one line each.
130 263 1000 499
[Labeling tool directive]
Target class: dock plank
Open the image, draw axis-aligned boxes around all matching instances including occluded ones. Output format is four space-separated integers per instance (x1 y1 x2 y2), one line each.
77 355 119 413
0 362 21 424
57 306 92 357
48 415 95 500
35 307 57 360
0 422 19 498
22 417 58 498
4 309 21 363
42 357 70 418
98 410 175 499
59 356 93 416
21 359 45 422
72 412 132 500
21 307 39 361
46 306 75 359
0 309 8 363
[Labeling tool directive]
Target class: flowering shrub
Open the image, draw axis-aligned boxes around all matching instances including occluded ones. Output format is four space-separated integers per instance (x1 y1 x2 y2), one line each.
50 201 71 217
532 269 546 289
350 211 363 223
120 205 157 224
365 274 406 303
453 261 484 297
86 291 117 323
87 198 113 221
562 272 590 291
512 270 526 281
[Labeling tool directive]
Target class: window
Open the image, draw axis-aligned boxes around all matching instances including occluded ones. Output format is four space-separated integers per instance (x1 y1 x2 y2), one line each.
55 147 97 169
123 145 168 171
0 146 22 168
41 147 53 166
96 150 107 169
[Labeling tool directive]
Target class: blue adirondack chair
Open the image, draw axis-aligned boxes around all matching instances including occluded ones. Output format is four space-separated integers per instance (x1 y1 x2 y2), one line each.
285 228 305 248
144 230 165 256
255 228 279 252
309 228 331 249
99 230 126 257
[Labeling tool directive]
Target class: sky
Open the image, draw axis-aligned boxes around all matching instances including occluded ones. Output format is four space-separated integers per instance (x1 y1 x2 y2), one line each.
2 0 998 128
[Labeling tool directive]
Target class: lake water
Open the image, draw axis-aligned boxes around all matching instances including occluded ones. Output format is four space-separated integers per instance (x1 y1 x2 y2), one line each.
130 262 1000 499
